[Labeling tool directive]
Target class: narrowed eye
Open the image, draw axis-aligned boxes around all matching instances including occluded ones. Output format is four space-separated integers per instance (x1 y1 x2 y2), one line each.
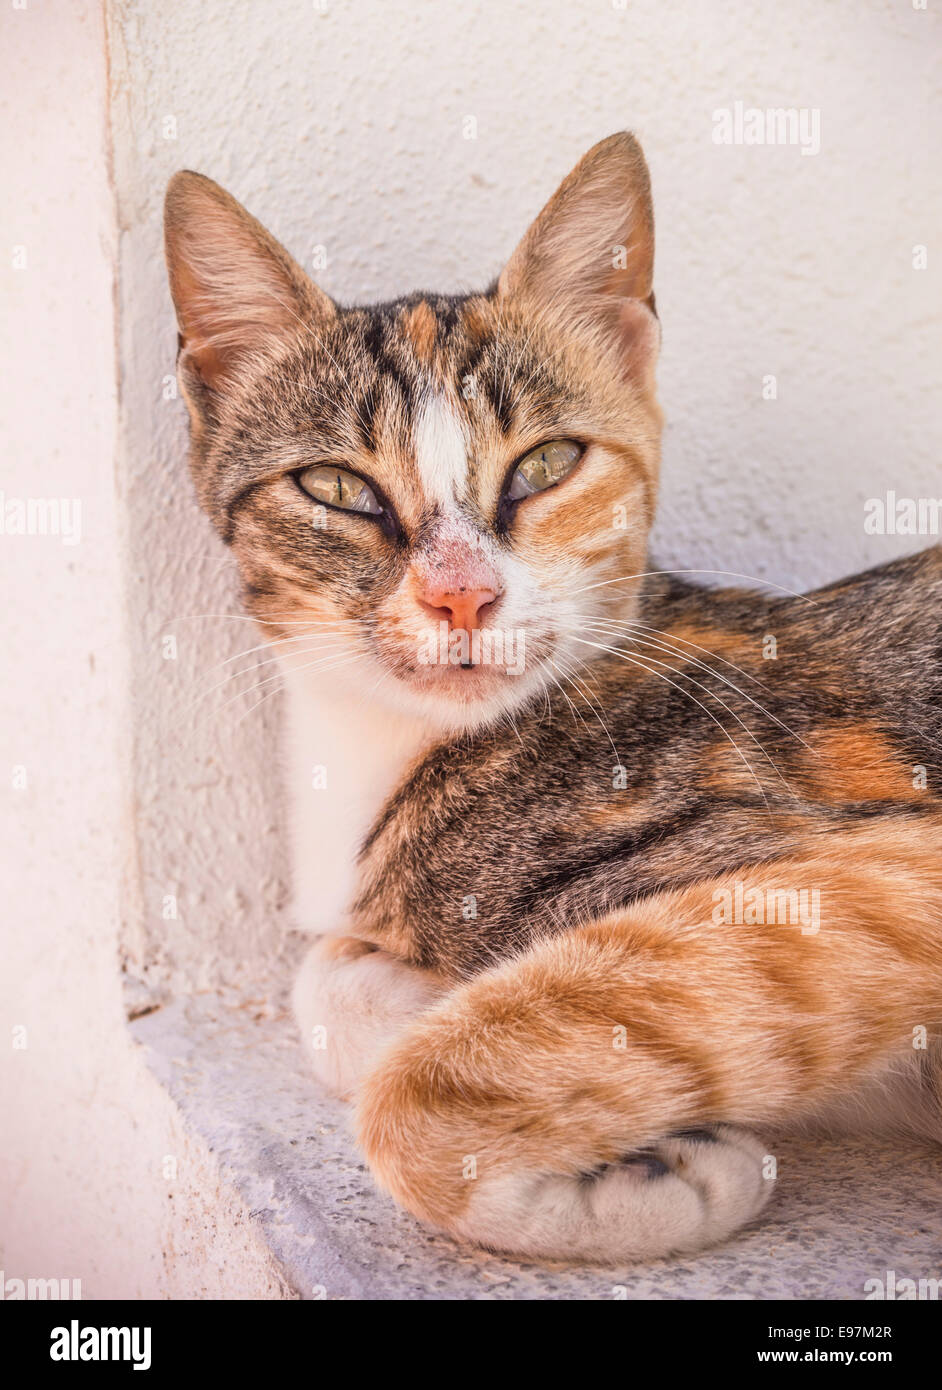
296 464 384 516
507 439 584 500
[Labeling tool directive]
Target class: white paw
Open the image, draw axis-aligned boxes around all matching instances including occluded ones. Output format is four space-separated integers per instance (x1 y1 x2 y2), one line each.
456 1124 774 1264
292 938 445 1100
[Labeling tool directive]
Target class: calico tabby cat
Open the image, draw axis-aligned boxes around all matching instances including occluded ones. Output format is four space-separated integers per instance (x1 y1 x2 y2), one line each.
164 134 942 1264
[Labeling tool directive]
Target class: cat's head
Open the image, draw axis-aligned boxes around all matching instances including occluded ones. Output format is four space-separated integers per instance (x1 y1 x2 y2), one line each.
164 133 661 734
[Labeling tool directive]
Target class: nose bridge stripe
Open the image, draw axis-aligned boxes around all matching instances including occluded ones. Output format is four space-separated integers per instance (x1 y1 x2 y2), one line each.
413 391 469 508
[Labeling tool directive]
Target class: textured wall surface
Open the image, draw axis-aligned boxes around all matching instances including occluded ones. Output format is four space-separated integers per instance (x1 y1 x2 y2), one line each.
3 0 939 1301
106 0 942 995
0 0 290 1299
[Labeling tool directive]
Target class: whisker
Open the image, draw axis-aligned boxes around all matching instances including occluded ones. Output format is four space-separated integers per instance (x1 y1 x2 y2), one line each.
184 635 360 717
580 617 812 756
568 626 793 793
189 644 360 735
166 613 366 628
206 625 363 675
550 652 623 767
571 569 818 604
604 616 777 694
545 665 592 737
229 651 365 734
565 633 774 811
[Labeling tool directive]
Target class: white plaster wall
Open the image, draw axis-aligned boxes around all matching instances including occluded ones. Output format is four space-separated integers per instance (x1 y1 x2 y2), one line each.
3 0 939 1296
106 0 941 993
0 0 290 1299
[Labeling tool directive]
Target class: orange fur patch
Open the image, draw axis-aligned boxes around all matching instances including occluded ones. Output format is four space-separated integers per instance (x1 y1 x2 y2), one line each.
357 821 942 1232
399 300 439 366
801 723 923 804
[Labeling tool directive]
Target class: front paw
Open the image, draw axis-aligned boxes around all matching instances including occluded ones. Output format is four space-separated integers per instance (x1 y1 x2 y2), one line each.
292 936 445 1100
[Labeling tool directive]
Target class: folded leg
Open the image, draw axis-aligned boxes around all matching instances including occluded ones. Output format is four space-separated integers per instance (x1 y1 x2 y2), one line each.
293 936 447 1099
356 830 942 1261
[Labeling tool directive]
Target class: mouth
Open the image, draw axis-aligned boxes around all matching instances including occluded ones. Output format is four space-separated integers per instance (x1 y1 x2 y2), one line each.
409 661 518 699
381 622 553 713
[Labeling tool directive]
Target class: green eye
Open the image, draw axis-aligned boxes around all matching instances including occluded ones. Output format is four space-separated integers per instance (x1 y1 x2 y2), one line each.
297 465 383 515
507 439 583 500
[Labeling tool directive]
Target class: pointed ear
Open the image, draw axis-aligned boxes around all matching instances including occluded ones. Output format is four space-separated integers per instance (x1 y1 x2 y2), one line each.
163 171 335 395
498 132 658 383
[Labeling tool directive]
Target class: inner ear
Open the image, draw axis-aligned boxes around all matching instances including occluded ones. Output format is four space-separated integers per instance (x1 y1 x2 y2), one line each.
497 132 658 379
164 171 335 393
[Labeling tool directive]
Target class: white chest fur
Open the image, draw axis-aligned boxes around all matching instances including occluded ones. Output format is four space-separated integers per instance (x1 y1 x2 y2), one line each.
280 663 434 936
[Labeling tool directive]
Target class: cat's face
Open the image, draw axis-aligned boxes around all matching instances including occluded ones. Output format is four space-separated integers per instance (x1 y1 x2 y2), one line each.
165 133 661 733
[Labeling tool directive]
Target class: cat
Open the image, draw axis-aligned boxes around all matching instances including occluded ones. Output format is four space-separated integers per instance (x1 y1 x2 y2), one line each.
164 133 942 1264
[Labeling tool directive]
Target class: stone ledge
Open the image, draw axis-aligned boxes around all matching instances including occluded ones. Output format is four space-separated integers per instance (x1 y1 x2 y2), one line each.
131 994 942 1300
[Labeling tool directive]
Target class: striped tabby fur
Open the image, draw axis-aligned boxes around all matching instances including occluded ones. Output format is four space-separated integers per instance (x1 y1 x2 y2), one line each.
165 135 942 1264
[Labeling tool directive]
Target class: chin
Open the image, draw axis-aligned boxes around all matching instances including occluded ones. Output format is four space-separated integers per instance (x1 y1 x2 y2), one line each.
380 658 552 736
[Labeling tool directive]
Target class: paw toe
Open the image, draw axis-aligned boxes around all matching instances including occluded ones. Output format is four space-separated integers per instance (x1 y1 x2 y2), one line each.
669 1125 722 1144
618 1153 672 1179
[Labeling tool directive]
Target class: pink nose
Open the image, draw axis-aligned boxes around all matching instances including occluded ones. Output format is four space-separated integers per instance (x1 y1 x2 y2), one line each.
420 586 498 633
